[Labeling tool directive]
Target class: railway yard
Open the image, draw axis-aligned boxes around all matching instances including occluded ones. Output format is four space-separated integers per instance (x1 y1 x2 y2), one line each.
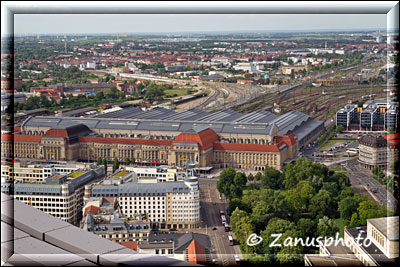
234 83 392 121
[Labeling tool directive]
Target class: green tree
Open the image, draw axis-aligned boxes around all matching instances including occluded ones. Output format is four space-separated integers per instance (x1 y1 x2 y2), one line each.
284 189 304 212
247 173 254 182
309 190 336 219
97 157 102 166
276 245 303 266
299 181 316 210
230 208 249 232
348 212 362 228
316 216 339 237
235 216 256 255
228 198 245 215
262 167 283 189
125 158 131 165
251 200 272 231
357 201 388 225
255 172 262 182
131 157 136 164
229 184 243 199
337 187 355 201
260 218 297 255
234 172 247 187
338 197 358 221
336 124 344 133
102 158 108 173
320 182 339 197
217 168 236 199
297 218 317 239
112 158 120 173
96 91 104 101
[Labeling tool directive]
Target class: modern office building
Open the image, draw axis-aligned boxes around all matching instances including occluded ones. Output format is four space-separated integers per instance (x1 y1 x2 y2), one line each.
1 166 104 225
336 104 359 131
2 108 324 171
336 98 398 131
1 161 94 183
84 177 200 230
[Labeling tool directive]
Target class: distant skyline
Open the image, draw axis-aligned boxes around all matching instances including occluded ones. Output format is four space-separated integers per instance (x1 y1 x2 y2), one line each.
14 14 387 35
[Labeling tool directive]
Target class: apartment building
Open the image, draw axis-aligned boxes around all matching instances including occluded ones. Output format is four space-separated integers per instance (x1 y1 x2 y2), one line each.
84 178 200 230
81 197 151 243
1 166 104 225
358 134 398 170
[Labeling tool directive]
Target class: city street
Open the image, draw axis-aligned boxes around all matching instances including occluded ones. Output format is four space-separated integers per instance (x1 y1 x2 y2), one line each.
343 159 398 212
193 177 242 266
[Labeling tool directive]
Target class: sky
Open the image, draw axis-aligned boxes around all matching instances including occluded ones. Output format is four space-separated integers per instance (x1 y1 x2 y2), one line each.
14 14 387 35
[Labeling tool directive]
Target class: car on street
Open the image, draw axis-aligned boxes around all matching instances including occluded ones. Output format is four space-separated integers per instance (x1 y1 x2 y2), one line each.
234 255 240 265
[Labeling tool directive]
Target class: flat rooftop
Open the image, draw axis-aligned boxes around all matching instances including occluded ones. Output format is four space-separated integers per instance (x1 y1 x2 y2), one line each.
368 216 399 241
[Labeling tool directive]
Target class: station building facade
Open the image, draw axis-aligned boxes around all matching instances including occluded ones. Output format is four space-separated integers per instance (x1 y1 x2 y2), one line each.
1 109 324 171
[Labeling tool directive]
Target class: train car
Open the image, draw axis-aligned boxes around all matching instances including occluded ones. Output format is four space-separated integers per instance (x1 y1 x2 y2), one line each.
293 99 305 105
338 95 346 99
310 92 319 97
319 104 327 111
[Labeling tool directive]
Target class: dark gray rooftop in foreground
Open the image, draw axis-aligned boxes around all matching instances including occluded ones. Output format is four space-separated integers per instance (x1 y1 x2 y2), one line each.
1 193 198 266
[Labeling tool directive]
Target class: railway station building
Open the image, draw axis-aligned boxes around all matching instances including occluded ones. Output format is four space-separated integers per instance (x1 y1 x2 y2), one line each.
2 108 324 171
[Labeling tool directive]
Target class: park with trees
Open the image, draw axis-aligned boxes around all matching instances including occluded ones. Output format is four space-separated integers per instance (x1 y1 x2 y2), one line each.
217 157 394 265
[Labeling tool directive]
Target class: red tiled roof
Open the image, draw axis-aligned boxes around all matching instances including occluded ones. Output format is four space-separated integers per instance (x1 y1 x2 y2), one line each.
214 142 281 152
172 128 220 150
274 134 296 146
79 136 173 146
84 205 99 216
43 129 69 138
117 241 138 251
186 240 206 265
2 134 42 142
383 133 399 147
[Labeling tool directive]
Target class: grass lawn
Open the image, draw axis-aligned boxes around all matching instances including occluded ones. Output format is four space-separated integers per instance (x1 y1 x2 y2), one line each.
164 88 196 97
319 139 348 151
331 165 348 173
68 170 88 178
334 218 346 238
